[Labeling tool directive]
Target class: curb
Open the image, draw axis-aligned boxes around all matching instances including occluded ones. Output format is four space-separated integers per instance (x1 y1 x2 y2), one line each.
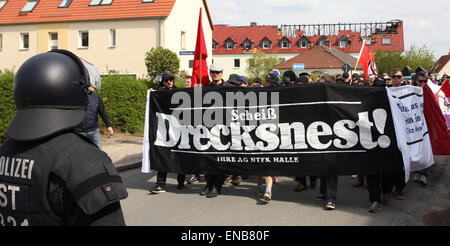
115 161 142 172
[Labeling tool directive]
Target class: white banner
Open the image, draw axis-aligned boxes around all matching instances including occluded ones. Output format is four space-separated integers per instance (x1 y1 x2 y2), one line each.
386 86 434 182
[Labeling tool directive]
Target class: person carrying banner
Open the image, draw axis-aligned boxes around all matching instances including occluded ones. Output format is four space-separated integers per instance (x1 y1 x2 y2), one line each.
412 72 431 186
388 68 408 199
255 72 281 203
200 64 229 198
150 72 187 194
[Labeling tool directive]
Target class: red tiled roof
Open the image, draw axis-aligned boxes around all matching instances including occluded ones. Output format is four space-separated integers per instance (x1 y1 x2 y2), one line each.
276 45 361 70
213 23 404 54
0 0 214 29
429 54 450 74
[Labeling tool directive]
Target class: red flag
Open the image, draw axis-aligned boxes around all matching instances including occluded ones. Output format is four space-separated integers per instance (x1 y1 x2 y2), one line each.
423 84 450 155
440 79 450 97
357 40 370 80
191 8 209 87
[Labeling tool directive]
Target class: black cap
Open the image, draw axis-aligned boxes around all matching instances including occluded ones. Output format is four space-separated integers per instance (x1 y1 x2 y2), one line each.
227 74 243 85
299 72 309 77
373 78 386 87
343 72 349 79
402 66 412 76
161 72 175 82
296 76 309 84
416 66 427 75
253 77 262 84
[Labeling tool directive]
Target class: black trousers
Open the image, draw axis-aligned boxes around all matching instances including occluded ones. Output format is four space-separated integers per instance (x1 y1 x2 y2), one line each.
295 176 318 187
319 176 338 203
367 174 393 203
156 172 185 185
205 174 226 192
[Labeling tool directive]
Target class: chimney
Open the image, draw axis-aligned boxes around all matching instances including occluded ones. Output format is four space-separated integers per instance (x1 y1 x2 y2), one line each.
250 22 257 26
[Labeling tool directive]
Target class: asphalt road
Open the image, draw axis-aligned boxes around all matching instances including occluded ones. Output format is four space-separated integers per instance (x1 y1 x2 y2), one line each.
119 156 449 226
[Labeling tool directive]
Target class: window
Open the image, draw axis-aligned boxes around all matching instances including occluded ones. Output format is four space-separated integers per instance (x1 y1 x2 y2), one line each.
0 33 3 51
21 0 39 13
279 58 286 64
382 38 391 45
338 40 349 48
261 39 272 49
224 39 235 50
58 0 72 8
181 31 186 50
142 0 154 2
318 39 325 46
365 38 372 45
280 39 290 49
20 33 29 49
189 60 194 69
234 59 240 68
49 32 58 50
212 41 218 50
79 31 89 48
242 39 253 50
0 1 8 11
89 0 113 6
299 38 310 48
110 29 116 47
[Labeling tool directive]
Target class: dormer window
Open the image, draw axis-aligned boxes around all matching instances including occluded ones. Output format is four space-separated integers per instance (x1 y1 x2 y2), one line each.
224 38 235 50
338 37 349 48
241 38 253 50
298 37 310 48
21 0 39 13
317 37 328 46
260 38 272 49
280 38 291 49
212 40 218 50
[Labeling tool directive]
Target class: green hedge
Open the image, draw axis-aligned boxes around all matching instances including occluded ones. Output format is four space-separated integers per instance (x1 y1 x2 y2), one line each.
98 75 148 135
0 70 15 142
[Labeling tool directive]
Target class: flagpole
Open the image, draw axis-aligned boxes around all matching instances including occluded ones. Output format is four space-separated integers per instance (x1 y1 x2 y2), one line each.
199 52 202 87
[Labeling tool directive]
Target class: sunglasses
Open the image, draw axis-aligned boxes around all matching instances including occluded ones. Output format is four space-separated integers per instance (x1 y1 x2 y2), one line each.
418 80 428 83
163 79 173 82
210 71 222 74
391 75 402 79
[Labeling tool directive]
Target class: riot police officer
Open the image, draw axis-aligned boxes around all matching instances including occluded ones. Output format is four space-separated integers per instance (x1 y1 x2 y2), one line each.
0 50 128 226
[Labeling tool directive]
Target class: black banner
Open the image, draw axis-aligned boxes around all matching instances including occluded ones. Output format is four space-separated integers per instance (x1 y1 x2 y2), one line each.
148 83 403 176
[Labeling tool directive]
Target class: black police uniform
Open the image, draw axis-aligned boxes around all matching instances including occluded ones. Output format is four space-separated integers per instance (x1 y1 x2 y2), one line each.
0 132 127 226
0 49 128 226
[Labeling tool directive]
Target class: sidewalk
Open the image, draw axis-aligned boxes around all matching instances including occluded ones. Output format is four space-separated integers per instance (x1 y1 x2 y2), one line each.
101 133 144 171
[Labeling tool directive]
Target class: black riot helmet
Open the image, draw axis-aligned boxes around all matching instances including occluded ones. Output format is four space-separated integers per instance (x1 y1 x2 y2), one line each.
7 49 89 141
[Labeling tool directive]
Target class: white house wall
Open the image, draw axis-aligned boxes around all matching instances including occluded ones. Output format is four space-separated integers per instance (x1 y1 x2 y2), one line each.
164 0 213 76
0 25 38 72
68 20 160 79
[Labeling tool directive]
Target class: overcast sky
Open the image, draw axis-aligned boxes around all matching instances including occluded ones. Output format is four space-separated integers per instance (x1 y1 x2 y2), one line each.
208 0 450 59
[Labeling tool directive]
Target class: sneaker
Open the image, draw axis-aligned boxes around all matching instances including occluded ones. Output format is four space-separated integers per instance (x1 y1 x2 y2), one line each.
150 184 166 194
368 201 383 213
200 186 209 196
294 183 307 192
324 201 336 210
177 182 185 190
393 190 405 199
256 184 265 197
187 175 199 184
315 194 326 201
419 175 427 187
232 176 242 186
262 191 272 202
382 193 391 205
413 173 421 183
206 187 219 198
223 176 232 185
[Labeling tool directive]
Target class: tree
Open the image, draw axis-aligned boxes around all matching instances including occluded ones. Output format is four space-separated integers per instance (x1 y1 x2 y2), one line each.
145 47 180 80
246 51 280 80
374 45 435 75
